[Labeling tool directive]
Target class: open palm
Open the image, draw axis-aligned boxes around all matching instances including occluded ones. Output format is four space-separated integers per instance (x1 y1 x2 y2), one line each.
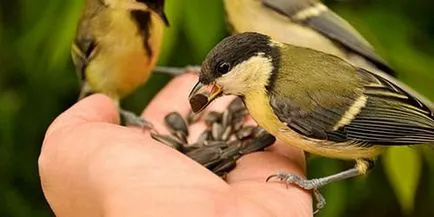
39 73 312 217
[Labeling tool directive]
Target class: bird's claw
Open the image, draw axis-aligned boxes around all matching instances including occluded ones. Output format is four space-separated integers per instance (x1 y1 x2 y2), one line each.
266 172 326 215
119 109 155 130
313 189 326 215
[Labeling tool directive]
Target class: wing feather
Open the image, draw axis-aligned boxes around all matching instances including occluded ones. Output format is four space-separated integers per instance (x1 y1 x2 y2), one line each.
269 66 434 145
261 0 394 75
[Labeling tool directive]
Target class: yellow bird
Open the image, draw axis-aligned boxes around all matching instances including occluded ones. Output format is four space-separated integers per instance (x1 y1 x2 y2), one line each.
71 0 169 127
189 32 434 211
156 0 396 81
223 0 395 76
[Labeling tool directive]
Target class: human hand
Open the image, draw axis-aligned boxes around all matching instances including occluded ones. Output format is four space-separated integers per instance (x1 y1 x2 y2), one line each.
39 73 312 217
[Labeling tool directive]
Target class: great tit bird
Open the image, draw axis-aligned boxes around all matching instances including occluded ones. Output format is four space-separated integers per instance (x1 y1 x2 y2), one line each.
156 0 395 79
223 0 395 76
189 32 434 211
71 0 169 127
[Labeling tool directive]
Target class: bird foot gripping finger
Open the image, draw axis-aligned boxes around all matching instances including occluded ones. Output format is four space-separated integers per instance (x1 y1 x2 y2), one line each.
313 189 326 215
265 160 371 214
119 109 154 130
266 172 326 214
153 65 201 76
266 172 323 190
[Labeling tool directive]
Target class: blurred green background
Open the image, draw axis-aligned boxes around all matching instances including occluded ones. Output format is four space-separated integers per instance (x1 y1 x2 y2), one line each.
1 0 434 216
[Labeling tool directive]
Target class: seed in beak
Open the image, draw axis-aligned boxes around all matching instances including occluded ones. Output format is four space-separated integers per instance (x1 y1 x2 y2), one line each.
189 93 209 113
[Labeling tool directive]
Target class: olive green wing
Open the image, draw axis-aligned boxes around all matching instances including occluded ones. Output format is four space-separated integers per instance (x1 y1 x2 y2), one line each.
269 67 434 145
261 0 394 75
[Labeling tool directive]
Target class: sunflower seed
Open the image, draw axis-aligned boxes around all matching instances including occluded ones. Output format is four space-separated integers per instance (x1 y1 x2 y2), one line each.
221 109 232 129
232 118 244 132
254 127 268 137
164 112 189 136
151 133 184 151
196 130 212 146
236 125 256 140
182 143 201 152
205 111 222 126
228 140 242 146
221 125 232 141
189 93 209 113
186 110 202 124
211 122 224 140
240 133 275 154
173 131 188 143
212 158 237 176
232 109 247 120
203 140 228 148
186 146 222 167
228 97 245 113
220 142 243 159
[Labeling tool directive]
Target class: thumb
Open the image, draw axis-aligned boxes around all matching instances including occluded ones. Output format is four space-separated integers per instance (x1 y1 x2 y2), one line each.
44 94 119 141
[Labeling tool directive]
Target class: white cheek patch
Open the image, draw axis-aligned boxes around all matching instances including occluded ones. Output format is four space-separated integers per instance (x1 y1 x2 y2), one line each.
216 54 274 95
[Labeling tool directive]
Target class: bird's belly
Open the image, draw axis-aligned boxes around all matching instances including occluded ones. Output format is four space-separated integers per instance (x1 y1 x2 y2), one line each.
244 92 384 160
86 13 164 99
87 48 152 98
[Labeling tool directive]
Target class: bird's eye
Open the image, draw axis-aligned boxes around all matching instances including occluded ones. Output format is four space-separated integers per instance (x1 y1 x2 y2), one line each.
216 62 231 74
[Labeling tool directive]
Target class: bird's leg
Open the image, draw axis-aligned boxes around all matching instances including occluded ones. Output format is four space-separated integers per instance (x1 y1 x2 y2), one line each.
119 109 154 130
153 65 201 76
267 159 374 214
78 82 94 100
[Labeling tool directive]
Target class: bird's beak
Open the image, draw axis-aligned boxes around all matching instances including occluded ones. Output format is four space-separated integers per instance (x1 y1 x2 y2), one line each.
188 81 223 113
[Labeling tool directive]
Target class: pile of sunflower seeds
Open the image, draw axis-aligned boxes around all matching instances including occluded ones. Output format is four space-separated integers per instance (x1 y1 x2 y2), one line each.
151 97 276 177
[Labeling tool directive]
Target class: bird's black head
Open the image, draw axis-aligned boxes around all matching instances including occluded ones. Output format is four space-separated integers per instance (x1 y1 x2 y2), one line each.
138 0 169 26
188 32 281 113
199 32 280 85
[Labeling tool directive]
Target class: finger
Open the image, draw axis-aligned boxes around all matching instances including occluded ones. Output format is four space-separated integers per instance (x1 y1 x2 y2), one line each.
40 94 121 182
40 94 229 216
43 94 119 145
40 94 123 216
227 142 306 183
227 144 312 215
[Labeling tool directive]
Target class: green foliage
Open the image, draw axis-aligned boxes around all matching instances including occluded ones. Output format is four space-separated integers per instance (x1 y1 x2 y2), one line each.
157 0 185 64
308 158 348 217
183 0 227 60
1 0 433 216
383 147 422 215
